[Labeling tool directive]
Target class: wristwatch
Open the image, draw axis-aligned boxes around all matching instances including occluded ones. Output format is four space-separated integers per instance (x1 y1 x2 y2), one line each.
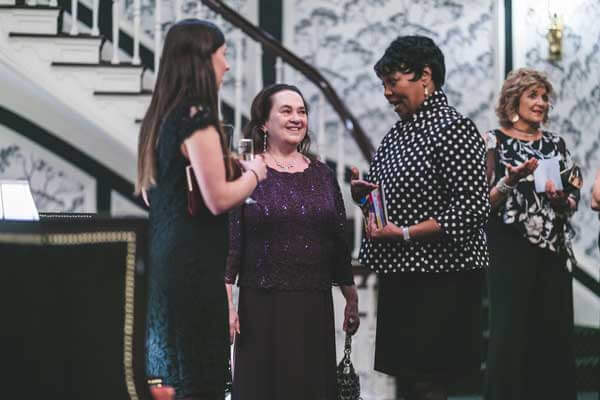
402 226 411 242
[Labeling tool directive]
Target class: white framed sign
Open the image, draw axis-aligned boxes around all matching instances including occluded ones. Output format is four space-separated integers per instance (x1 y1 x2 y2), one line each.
0 180 40 221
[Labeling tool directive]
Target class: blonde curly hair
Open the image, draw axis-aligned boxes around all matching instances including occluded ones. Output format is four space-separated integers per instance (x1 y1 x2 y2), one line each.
496 68 555 128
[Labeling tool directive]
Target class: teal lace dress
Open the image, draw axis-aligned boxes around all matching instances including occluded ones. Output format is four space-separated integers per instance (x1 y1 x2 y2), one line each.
145 104 231 399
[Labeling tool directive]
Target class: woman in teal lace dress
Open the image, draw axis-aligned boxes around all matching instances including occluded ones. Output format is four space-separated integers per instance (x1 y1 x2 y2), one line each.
136 19 266 399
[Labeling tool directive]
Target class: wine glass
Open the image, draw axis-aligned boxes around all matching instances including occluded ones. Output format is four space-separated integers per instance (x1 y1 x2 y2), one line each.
238 138 254 161
238 138 257 204
225 126 257 205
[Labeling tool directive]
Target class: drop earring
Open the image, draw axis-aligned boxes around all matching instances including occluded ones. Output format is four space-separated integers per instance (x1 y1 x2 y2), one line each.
511 114 520 123
424 86 429 97
263 132 268 153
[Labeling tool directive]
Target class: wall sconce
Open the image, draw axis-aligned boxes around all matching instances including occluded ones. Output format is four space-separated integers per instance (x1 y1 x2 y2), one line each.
547 13 563 60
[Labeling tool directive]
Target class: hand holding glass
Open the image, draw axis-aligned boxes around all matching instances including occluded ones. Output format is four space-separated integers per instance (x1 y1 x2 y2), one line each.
237 138 257 204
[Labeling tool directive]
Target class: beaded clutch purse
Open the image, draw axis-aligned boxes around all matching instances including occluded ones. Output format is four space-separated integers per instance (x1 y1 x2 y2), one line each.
336 334 361 400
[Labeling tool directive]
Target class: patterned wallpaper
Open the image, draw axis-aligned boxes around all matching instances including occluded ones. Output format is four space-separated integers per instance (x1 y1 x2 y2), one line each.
284 0 498 170
0 125 95 213
513 0 600 265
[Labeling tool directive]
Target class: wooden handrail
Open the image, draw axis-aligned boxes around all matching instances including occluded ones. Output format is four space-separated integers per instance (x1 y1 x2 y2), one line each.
200 0 375 161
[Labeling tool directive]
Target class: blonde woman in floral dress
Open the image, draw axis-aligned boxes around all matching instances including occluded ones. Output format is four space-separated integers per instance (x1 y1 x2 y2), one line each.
484 68 579 400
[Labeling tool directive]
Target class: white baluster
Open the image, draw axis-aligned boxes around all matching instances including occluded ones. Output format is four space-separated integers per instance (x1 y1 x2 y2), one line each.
275 56 283 83
317 92 325 161
254 43 263 98
154 0 162 74
111 0 120 64
352 171 363 260
336 122 345 185
132 0 141 64
195 0 205 18
233 31 244 145
26 0 37 6
49 0 58 7
69 0 79 35
175 0 182 21
91 0 99 35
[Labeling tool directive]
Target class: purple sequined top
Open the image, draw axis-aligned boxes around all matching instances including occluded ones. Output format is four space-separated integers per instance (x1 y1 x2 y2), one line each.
225 160 354 291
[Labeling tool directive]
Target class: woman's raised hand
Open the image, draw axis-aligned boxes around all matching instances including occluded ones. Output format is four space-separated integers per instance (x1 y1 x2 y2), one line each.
505 158 538 185
240 155 267 182
350 167 378 203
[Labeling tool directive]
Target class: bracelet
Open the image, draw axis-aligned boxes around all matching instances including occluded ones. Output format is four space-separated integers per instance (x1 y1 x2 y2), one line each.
248 169 259 185
401 226 411 242
496 177 516 194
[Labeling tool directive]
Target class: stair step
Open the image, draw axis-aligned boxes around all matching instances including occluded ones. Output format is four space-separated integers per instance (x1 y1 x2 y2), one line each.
0 4 59 9
8 33 102 63
0 6 59 35
93 90 152 122
94 89 152 96
52 62 144 92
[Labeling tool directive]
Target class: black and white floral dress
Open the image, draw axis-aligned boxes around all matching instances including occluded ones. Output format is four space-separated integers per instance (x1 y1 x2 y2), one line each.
485 129 579 254
485 129 579 399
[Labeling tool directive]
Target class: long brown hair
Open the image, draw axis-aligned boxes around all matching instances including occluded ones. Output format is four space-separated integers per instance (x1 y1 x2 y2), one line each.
136 19 229 193
243 84 313 158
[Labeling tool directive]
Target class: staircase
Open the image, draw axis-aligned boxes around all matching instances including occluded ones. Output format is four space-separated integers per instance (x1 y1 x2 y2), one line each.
0 1 147 165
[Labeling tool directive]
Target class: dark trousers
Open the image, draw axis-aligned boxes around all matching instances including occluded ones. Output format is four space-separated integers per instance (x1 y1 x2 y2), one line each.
375 271 483 400
485 220 576 400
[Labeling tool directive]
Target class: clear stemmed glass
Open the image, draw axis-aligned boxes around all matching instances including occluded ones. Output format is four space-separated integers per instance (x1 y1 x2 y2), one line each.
238 138 257 204
225 125 257 205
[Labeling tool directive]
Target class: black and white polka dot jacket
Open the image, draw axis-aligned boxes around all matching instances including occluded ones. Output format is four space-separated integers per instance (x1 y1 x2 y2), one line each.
359 90 490 273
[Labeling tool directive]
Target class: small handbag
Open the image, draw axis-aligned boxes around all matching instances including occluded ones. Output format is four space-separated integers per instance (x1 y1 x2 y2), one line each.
185 159 243 216
560 165 582 194
336 334 361 400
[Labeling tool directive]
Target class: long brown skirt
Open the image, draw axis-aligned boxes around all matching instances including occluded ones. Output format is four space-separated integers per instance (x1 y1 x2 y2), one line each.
374 270 483 382
231 287 337 400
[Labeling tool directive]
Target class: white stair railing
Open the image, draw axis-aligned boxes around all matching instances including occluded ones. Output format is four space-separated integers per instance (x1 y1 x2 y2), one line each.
175 0 182 21
132 0 141 65
91 0 99 36
111 0 120 64
69 0 78 35
233 30 244 146
154 0 161 73
317 92 326 161
14 0 366 258
336 123 345 191
275 56 283 83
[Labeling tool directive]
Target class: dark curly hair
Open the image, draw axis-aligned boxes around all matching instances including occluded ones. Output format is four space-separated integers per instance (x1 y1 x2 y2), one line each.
243 83 313 157
374 35 446 88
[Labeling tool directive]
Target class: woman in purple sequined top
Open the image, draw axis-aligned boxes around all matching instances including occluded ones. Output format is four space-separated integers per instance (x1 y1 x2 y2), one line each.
225 84 359 400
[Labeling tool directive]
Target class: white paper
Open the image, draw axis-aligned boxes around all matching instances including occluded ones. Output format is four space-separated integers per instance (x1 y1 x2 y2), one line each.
533 156 563 193
0 180 40 221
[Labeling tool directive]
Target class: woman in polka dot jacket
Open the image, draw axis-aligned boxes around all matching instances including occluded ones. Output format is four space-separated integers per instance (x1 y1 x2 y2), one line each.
351 35 490 400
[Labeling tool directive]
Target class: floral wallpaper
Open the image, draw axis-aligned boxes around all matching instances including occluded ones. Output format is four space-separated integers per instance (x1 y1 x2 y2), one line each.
285 0 498 170
513 0 600 265
0 126 95 213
